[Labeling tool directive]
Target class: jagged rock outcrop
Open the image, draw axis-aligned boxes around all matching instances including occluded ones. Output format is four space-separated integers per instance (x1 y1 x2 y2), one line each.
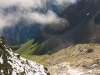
0 36 50 75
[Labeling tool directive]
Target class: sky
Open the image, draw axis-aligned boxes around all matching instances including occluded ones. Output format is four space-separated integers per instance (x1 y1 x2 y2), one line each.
0 0 76 30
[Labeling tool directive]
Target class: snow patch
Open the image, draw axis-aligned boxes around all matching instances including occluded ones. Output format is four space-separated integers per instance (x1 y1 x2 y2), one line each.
6 49 48 75
87 13 89 15
67 65 84 75
0 55 3 64
0 44 48 75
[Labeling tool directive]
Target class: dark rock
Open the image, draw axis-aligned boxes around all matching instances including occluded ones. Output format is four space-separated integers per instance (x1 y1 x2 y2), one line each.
94 13 100 25
86 49 94 53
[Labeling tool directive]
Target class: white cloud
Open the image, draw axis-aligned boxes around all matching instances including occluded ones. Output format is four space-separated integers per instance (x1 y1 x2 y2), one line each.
0 0 46 9
26 10 63 24
0 9 21 30
0 9 63 30
0 0 74 30
55 0 76 5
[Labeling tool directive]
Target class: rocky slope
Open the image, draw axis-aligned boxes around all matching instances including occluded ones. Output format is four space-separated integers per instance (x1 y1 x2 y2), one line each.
17 43 100 75
32 43 100 75
46 44 100 75
0 36 49 75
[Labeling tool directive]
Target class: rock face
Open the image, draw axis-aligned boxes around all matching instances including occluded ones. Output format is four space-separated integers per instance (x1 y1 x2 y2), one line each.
0 36 49 75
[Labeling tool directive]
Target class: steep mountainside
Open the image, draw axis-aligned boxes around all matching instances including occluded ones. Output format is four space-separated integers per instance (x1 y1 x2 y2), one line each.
2 23 41 45
0 36 49 75
17 0 100 55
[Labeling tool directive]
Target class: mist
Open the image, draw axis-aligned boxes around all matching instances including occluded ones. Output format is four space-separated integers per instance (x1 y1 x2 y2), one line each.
55 0 76 5
0 0 76 30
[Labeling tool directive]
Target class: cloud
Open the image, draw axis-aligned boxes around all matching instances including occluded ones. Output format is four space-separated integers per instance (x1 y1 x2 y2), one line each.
0 0 46 9
0 9 21 30
0 0 75 30
0 9 63 30
55 0 76 5
26 10 63 24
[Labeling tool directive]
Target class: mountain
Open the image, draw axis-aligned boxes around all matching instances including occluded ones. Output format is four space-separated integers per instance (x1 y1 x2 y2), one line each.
46 0 74 13
2 22 42 45
0 36 50 75
2 0 76 45
16 0 100 55
2 0 100 75
14 0 100 74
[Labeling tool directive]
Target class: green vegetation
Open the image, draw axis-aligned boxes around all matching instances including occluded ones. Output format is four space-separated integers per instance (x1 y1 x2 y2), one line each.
16 34 60 55
20 47 70 65
16 43 100 67
16 39 34 54
15 38 49 64
21 54 49 64
11 45 20 51
16 39 46 55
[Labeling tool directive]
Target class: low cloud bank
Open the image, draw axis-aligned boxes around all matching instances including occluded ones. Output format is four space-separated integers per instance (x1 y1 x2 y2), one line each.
55 0 76 5
0 0 76 30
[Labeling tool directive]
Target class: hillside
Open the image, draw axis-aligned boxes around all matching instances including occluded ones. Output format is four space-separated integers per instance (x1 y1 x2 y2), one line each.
2 23 41 45
17 43 100 75
17 0 100 55
46 43 100 75
0 36 49 75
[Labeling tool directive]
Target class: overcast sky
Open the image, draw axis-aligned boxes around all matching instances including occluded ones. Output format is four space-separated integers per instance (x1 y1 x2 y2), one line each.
0 0 76 30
